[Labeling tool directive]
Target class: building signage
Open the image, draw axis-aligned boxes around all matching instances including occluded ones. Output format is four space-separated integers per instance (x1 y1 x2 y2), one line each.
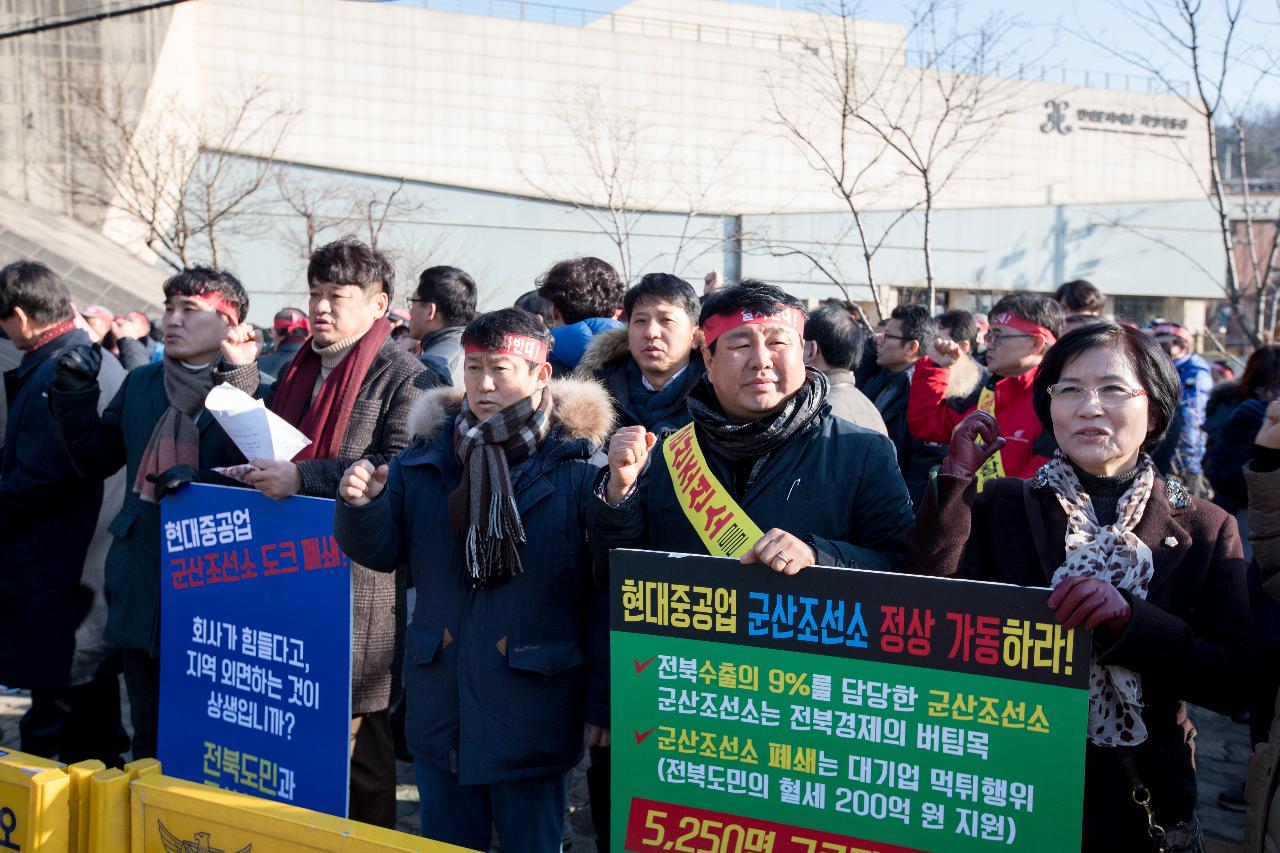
1040 99 1189 137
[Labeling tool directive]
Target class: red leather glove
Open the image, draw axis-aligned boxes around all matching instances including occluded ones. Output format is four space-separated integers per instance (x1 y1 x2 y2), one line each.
939 410 1006 478
1047 576 1132 633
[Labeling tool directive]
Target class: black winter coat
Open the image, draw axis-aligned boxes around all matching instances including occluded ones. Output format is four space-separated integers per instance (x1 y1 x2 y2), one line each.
1 330 108 687
907 472 1257 851
588 405 915 572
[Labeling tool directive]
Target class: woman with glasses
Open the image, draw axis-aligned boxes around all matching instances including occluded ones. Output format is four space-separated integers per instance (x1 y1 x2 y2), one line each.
908 321 1256 851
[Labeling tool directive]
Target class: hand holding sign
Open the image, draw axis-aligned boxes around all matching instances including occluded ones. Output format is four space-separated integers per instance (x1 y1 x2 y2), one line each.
340 460 388 507
607 426 656 505
741 528 817 575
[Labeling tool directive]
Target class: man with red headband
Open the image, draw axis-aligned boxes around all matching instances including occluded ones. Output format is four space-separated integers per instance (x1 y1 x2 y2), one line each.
908 292 1064 484
48 266 260 761
242 237 437 827
590 280 914 577
257 307 310 384
333 307 612 852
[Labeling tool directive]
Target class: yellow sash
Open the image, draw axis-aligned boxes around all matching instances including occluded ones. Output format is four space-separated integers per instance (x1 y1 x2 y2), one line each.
662 422 766 558
974 385 1005 492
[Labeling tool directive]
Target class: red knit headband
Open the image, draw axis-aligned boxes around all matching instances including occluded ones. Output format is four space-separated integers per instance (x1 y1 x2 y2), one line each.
463 334 548 364
702 305 806 346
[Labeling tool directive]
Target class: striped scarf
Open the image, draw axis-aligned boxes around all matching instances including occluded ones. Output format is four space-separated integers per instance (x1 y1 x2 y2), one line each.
134 358 217 503
449 389 554 587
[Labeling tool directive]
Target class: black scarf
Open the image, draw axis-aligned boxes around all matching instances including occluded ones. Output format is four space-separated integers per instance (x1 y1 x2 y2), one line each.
687 368 829 486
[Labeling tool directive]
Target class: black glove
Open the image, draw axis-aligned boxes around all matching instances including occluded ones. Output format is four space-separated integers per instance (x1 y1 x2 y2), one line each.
52 344 102 394
147 465 201 500
940 410 1006 478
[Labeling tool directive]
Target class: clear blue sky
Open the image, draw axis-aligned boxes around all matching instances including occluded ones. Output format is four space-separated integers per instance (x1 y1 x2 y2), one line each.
393 0 1279 111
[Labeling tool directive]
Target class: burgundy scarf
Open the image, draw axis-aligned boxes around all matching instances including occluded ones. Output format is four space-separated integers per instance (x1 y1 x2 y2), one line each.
270 318 392 461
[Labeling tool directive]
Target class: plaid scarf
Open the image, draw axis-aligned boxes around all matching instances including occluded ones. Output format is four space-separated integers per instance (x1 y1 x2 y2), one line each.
134 357 218 503
448 389 554 587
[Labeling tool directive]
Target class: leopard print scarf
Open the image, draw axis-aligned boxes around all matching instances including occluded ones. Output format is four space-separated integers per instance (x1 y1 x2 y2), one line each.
1040 451 1156 747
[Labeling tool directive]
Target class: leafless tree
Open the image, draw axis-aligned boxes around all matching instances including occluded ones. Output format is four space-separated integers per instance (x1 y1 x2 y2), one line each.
50 70 296 271
852 0 1028 312
274 169 359 261
1080 0 1267 345
517 84 738 285
765 0 919 320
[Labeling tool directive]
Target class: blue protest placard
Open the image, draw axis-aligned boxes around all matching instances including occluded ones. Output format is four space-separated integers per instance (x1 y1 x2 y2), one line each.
158 483 352 817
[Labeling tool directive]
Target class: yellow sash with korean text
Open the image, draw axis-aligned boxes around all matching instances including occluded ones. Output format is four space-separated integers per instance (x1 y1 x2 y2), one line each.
974 385 1005 492
662 422 766 558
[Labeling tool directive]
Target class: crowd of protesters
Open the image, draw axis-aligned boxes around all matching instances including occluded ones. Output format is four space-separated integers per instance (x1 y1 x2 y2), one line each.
4 241 1280 851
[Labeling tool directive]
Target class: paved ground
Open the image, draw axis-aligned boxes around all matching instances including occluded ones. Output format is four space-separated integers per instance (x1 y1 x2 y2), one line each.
0 687 1253 851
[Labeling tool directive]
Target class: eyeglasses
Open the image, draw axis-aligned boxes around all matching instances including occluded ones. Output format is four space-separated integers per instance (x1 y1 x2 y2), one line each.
1047 383 1147 407
986 331 1035 346
874 332 911 342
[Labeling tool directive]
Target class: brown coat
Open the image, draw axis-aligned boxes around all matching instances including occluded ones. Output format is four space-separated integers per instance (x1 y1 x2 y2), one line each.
1243 463 1280 853
907 472 1256 851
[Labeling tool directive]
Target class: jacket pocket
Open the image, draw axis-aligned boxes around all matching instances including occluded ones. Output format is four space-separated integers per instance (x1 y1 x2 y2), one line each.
107 510 137 539
406 622 443 666
507 639 582 678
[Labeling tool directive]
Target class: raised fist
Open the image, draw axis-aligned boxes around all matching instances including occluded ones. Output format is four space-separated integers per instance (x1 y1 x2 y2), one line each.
929 337 963 368
340 460 389 507
53 344 102 394
221 323 261 366
606 425 656 504
940 410 1004 479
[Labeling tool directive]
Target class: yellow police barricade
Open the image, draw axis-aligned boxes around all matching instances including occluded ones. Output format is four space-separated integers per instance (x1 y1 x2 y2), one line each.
128 774 467 853
66 760 105 853
0 749 70 853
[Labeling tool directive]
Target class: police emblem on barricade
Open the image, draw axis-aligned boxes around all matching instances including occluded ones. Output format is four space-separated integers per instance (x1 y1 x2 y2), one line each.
159 822 252 853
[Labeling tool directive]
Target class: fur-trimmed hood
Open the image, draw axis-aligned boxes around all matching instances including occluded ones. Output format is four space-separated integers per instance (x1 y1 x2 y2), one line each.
406 377 616 447
574 325 706 380
944 353 987 400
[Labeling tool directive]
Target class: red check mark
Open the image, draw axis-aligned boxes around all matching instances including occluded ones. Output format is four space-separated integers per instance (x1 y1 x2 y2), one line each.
634 654 657 674
634 726 656 744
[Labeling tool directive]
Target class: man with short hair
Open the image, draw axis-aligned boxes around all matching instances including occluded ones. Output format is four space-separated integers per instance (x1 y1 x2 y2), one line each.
49 266 260 759
333 308 612 852
577 272 704 437
933 309 991 404
1055 279 1107 332
410 265 477 387
1152 321 1212 493
590 280 914 578
909 293 1063 484
257 307 310 384
1 261 129 766
863 304 933 466
802 303 886 435
536 257 624 376
244 237 438 827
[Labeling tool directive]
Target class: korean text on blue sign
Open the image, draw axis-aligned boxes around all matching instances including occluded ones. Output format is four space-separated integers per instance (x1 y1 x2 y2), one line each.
159 483 352 817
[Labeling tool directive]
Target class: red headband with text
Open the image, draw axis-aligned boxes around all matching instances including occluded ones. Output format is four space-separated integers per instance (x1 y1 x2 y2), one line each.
990 312 1056 347
463 334 549 364
190 291 241 326
702 305 806 346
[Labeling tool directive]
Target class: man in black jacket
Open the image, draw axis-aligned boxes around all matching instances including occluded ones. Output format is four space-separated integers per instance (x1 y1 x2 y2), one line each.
0 261 129 766
589 280 914 577
409 265 477 387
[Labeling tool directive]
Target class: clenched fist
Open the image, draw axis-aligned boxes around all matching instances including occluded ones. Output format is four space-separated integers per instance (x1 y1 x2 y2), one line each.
929 337 963 368
221 323 261 366
606 426 656 505
340 460 389 507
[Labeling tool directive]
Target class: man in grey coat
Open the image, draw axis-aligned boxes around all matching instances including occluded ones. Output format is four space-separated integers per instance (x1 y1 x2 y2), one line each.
802 303 887 436
409 265 476 387
243 237 438 827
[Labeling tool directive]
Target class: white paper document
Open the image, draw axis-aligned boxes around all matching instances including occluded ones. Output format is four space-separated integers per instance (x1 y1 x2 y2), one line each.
205 384 311 462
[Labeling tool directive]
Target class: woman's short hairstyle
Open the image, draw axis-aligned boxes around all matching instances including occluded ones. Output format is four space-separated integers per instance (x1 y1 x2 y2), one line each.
1032 321 1180 453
